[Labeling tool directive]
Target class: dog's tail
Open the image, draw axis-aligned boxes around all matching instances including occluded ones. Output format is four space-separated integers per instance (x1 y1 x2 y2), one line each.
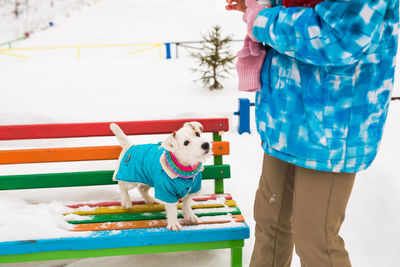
110 123 130 148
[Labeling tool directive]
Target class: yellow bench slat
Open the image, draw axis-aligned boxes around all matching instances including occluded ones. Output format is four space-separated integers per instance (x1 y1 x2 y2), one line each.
70 200 237 216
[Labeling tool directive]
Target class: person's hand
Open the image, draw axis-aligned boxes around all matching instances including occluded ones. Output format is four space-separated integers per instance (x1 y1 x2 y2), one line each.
225 0 247 13
242 0 270 23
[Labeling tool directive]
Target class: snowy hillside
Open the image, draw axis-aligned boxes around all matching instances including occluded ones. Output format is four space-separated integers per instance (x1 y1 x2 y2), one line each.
0 0 98 42
1 1 400 267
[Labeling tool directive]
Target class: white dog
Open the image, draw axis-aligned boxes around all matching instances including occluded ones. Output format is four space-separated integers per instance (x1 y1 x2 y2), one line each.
110 122 212 231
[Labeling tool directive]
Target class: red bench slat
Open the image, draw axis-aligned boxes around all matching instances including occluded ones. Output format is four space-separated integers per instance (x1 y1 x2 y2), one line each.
0 118 229 140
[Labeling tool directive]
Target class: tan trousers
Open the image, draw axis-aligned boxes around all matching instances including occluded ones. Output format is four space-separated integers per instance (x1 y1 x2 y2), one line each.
250 154 356 267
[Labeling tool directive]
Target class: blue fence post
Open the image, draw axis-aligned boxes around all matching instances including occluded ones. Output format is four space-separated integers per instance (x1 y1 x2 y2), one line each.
234 98 255 134
165 43 171 59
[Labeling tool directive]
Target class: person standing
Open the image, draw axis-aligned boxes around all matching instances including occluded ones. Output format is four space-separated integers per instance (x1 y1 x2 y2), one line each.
226 0 399 266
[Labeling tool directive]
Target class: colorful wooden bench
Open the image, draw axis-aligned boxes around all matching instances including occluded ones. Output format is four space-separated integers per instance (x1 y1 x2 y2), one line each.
0 118 250 266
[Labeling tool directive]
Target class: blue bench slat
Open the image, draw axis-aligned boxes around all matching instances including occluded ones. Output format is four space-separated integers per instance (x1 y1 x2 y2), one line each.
0 223 250 256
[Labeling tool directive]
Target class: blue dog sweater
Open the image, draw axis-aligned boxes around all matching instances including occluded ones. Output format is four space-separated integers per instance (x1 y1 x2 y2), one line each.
115 143 202 203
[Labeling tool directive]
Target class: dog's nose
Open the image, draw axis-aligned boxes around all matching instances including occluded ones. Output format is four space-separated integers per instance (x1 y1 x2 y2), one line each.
201 142 210 151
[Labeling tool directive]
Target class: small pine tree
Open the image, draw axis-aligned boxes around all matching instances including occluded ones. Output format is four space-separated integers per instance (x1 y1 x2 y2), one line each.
13 1 21 18
191 25 236 90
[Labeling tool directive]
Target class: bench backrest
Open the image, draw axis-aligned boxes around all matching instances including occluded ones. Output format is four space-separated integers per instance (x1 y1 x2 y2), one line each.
0 118 230 194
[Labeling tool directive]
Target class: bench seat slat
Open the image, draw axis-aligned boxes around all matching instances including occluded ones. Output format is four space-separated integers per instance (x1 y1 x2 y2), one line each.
0 227 249 260
0 118 229 141
0 165 231 190
68 207 242 224
69 200 237 216
0 142 229 165
66 193 232 208
73 215 245 232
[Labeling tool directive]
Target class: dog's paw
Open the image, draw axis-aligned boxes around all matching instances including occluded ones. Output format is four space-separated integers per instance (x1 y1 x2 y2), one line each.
167 221 182 231
121 199 132 209
146 199 158 204
183 212 199 224
143 197 158 204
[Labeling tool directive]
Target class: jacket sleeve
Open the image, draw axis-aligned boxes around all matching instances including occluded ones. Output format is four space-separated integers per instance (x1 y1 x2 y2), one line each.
252 0 389 66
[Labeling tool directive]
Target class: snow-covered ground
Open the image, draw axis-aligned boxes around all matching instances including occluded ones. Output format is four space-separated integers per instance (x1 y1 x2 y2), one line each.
1 0 400 266
0 0 99 42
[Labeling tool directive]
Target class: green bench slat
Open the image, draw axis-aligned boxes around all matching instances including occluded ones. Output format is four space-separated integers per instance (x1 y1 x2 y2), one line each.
0 171 116 190
0 165 231 190
68 207 242 224
0 239 246 264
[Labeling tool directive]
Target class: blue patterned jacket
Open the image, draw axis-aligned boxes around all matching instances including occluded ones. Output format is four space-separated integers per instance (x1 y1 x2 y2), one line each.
252 0 399 172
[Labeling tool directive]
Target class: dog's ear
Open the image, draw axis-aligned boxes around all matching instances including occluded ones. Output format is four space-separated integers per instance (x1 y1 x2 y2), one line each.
184 121 204 133
161 131 178 152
